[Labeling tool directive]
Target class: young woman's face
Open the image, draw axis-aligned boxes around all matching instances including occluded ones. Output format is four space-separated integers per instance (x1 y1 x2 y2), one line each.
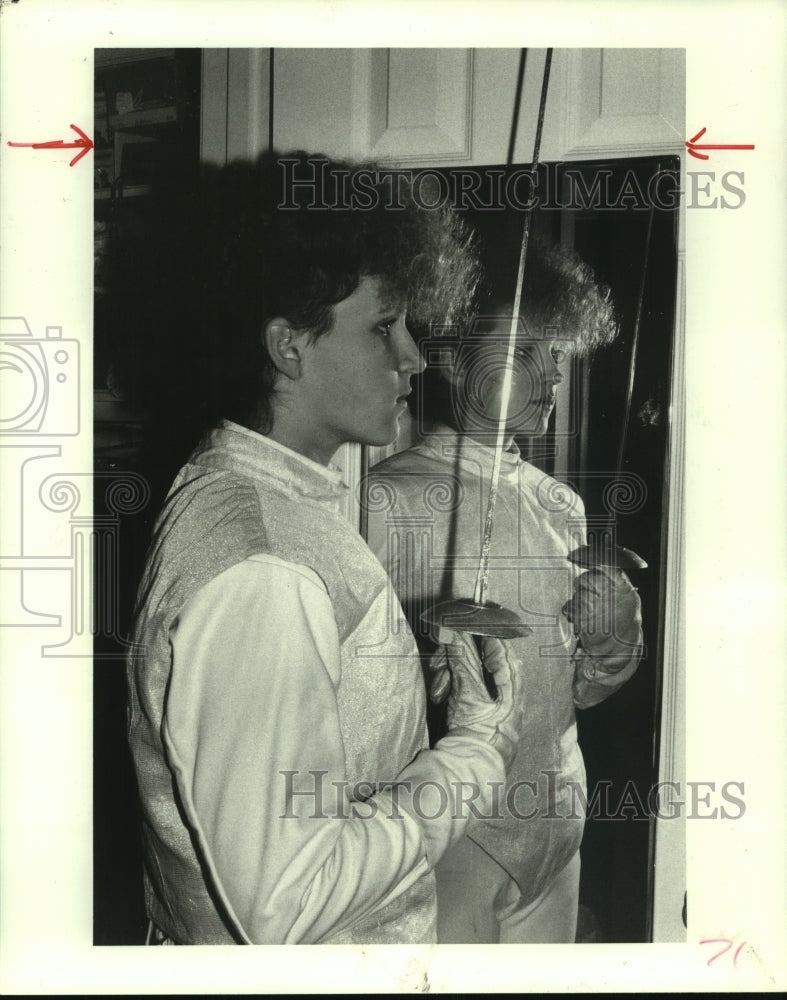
454 324 568 438
295 276 425 463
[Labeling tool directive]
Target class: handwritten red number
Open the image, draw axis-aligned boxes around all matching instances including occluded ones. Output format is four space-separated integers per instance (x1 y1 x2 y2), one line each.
700 938 733 966
700 937 748 968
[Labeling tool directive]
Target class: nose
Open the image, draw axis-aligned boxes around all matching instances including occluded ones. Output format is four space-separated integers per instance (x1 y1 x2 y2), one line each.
542 344 563 385
397 326 426 375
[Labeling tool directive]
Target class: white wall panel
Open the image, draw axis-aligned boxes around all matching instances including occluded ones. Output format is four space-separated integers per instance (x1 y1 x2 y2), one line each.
207 47 685 167
562 48 685 159
273 49 355 156
350 49 474 163
227 48 270 162
200 49 229 165
201 48 270 165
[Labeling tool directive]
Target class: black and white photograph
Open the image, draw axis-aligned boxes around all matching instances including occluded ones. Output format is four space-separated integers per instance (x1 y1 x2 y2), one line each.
1 2 785 995
93 46 684 950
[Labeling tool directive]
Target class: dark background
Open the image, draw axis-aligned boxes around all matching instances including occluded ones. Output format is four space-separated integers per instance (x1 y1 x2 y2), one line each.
93 49 202 945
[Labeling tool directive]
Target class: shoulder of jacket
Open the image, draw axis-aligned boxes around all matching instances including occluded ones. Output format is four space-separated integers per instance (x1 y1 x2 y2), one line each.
520 464 585 517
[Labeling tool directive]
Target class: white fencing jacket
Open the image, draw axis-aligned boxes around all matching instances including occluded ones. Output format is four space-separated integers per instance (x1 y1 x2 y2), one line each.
127 420 505 944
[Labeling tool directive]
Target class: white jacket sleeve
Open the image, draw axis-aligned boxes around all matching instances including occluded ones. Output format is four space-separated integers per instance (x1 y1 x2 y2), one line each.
163 553 503 944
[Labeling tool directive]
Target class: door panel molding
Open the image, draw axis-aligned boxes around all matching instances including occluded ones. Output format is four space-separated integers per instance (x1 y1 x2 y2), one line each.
563 49 685 159
351 49 474 163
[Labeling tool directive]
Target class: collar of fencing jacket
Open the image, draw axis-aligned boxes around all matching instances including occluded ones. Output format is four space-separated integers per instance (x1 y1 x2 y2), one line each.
417 424 522 484
193 419 349 503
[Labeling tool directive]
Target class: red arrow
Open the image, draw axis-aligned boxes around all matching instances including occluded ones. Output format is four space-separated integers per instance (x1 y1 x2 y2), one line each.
686 126 754 161
7 123 94 167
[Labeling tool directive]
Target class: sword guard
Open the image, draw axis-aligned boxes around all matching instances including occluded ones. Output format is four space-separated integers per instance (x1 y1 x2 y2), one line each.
421 598 534 639
567 543 648 572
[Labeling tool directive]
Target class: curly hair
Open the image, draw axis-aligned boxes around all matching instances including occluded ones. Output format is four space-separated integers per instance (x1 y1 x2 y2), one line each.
105 151 481 443
412 236 619 430
471 237 618 355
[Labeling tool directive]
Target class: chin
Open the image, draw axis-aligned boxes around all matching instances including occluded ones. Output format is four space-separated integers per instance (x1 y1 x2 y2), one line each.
506 404 552 438
361 422 401 448
510 420 549 438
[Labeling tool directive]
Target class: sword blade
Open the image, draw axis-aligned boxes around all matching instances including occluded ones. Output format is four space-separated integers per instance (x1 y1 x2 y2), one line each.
473 48 553 606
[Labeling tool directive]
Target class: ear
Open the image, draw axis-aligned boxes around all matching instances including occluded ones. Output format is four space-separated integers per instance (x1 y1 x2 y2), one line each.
263 318 310 381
